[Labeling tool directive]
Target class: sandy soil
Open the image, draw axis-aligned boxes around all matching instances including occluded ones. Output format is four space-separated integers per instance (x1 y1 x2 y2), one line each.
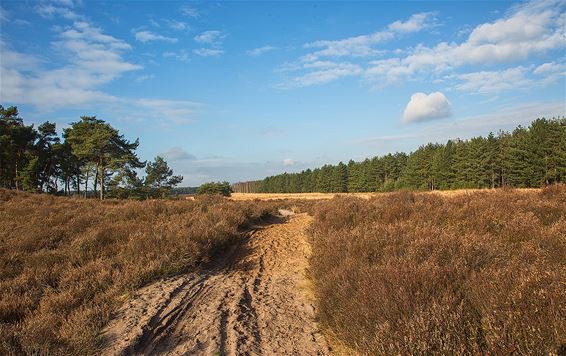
101 213 329 356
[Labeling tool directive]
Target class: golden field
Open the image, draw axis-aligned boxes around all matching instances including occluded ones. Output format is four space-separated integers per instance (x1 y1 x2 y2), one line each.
230 188 539 201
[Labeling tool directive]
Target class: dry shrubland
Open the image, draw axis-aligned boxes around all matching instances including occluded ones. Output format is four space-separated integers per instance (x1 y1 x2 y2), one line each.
309 186 566 355
0 190 282 355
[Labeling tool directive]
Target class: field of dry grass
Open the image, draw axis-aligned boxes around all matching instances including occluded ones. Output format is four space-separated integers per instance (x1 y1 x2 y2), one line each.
308 186 566 355
0 190 287 355
230 188 539 201
2 186 563 355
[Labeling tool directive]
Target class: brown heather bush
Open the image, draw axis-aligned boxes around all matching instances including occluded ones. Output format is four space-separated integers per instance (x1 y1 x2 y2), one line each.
309 186 566 355
0 190 283 355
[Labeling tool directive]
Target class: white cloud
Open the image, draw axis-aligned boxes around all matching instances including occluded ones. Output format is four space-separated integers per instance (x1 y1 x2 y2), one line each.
13 19 31 26
162 147 197 161
366 0 566 84
34 2 80 20
303 31 392 60
180 5 199 18
300 12 435 63
283 158 295 166
194 48 223 57
163 49 190 62
0 7 8 23
193 30 226 56
0 20 141 108
247 45 278 56
276 0 565 90
534 61 566 75
134 30 177 43
278 12 436 86
402 92 452 123
51 0 80 6
533 61 566 85
278 62 363 88
451 67 532 93
194 30 225 44
134 74 155 83
388 12 436 33
166 19 189 31
133 99 205 124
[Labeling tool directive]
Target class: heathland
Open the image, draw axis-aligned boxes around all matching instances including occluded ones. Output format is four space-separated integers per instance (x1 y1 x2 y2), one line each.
2 105 565 355
0 190 288 354
1 187 564 355
309 186 566 354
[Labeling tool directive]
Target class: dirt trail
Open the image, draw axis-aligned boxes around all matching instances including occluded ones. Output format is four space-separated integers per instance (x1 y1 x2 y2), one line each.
101 213 329 356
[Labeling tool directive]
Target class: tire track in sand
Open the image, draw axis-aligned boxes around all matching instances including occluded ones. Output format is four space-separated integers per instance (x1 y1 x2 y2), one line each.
101 213 329 356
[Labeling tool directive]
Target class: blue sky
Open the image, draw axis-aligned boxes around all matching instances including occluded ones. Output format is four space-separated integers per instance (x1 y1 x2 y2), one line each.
1 0 565 185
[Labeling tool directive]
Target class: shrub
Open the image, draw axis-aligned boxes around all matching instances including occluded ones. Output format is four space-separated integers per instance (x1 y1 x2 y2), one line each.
0 189 281 355
309 187 566 355
197 181 232 197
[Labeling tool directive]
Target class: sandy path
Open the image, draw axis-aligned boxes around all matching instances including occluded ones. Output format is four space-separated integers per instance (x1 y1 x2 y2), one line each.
101 213 329 356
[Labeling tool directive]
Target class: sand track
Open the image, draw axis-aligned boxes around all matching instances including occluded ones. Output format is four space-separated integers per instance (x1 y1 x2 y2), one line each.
101 213 329 356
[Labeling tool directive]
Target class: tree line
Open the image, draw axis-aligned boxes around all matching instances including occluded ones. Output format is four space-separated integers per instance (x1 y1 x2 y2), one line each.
252 118 566 193
1 105 183 199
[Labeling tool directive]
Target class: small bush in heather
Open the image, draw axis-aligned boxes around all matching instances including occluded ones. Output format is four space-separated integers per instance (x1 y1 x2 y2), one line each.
197 181 232 197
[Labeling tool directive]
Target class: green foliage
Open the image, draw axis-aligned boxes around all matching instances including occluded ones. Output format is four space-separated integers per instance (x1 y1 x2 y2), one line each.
0 105 184 200
0 105 37 190
197 181 232 196
64 116 144 199
253 117 566 193
144 156 184 198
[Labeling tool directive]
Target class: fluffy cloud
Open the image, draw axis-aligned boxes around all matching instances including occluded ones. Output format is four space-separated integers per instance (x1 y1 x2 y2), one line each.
402 92 452 123
280 0 565 91
388 12 436 33
134 30 177 43
301 12 435 62
366 0 565 84
533 61 566 75
0 20 140 108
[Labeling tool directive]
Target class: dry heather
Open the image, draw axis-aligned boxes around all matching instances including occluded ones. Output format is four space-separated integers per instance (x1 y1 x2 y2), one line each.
309 186 566 355
0 190 283 355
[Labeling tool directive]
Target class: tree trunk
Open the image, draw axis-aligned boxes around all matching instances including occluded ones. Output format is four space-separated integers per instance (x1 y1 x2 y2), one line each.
94 163 99 197
76 174 81 196
14 159 19 190
85 169 89 198
100 163 104 200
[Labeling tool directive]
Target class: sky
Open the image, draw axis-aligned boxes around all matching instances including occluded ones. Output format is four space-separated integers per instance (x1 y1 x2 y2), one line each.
0 0 565 185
